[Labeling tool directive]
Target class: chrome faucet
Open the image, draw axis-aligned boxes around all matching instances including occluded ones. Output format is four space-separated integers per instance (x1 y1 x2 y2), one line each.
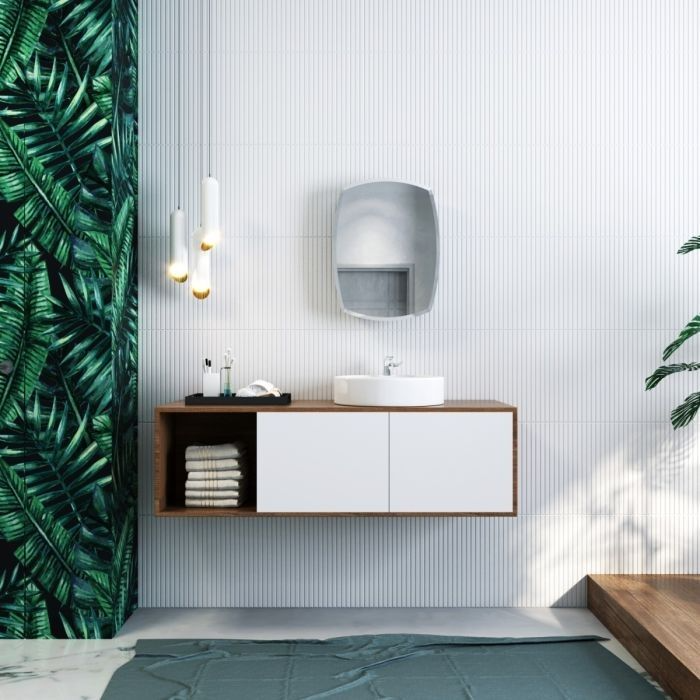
383 355 402 376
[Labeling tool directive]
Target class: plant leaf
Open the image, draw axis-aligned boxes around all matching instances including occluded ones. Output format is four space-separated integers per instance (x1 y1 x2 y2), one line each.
0 455 76 604
110 508 134 629
0 116 75 264
677 235 700 255
58 0 111 76
662 315 700 360
91 73 110 119
645 362 700 390
0 56 111 198
91 414 111 456
51 272 112 414
12 393 110 536
24 581 51 637
670 392 700 429
0 242 52 424
0 0 50 84
0 563 25 637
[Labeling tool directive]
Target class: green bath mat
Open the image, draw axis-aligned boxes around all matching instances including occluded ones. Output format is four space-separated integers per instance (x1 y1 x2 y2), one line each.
102 634 664 699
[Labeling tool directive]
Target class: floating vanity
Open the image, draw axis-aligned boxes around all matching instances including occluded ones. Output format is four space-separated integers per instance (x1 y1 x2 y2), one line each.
154 400 517 517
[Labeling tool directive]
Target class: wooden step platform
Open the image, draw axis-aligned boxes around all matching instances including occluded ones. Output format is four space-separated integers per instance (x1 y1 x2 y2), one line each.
588 574 700 700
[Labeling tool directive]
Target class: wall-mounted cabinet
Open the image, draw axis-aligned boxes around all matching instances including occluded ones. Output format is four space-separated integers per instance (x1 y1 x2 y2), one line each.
154 401 517 516
333 181 439 320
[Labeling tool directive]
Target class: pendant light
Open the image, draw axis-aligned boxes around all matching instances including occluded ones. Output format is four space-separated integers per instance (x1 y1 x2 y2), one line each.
191 228 211 299
199 0 222 252
166 0 221 298
168 0 188 282
168 209 187 281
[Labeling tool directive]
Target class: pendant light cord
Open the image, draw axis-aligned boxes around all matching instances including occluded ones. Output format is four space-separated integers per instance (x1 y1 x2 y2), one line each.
208 0 212 177
177 0 181 208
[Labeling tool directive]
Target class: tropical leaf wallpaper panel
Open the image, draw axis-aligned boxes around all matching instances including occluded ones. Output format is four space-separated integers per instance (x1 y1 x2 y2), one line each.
0 0 137 639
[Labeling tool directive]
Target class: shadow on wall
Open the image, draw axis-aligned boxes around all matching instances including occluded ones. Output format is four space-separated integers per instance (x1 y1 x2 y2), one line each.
522 422 699 607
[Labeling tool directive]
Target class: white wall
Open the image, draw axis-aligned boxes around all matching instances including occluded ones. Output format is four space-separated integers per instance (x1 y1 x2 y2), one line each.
138 0 700 607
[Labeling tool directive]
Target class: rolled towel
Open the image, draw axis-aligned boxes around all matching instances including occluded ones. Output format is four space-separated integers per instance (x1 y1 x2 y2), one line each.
185 442 245 461
184 489 241 499
185 458 244 472
187 470 244 480
186 498 242 507
185 479 242 490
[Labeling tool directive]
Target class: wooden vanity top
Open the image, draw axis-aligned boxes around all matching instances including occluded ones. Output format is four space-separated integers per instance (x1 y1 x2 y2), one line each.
156 399 516 413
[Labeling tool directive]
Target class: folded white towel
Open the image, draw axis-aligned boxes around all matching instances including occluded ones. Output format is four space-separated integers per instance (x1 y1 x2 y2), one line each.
186 498 242 507
187 470 244 481
185 443 245 460
236 380 281 398
184 489 241 499
185 479 242 490
185 458 244 472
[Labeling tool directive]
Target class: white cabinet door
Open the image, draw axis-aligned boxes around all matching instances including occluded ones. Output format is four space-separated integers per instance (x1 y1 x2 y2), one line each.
389 412 514 513
257 412 389 512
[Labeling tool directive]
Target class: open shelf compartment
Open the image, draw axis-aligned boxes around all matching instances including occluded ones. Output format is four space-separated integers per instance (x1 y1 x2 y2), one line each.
155 410 257 516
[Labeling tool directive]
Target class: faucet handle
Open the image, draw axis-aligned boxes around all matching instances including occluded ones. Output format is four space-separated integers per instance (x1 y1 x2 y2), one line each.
383 355 402 375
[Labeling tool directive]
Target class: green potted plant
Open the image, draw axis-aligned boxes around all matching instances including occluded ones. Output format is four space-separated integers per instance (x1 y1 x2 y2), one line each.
646 235 700 427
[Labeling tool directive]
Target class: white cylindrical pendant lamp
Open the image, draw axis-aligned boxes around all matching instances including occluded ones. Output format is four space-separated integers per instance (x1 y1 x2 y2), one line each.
168 208 188 282
191 227 211 300
200 176 222 250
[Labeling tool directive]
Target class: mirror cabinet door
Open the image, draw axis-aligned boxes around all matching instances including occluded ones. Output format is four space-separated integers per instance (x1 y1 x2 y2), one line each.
333 181 439 320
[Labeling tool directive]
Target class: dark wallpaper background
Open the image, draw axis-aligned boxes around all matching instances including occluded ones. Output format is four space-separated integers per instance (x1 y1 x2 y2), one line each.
0 0 137 638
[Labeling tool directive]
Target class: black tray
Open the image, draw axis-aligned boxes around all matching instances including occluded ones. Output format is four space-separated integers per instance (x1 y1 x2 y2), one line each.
184 393 292 406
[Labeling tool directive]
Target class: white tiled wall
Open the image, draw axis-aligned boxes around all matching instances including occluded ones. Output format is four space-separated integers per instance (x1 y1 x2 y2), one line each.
138 0 700 607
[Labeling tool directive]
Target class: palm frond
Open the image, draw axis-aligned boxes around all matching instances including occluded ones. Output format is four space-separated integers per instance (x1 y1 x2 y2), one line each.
57 0 111 76
645 362 700 390
60 608 102 640
0 455 76 604
677 235 700 255
91 414 111 457
110 195 135 331
0 563 25 637
670 392 700 429
662 314 700 360
110 507 135 629
51 272 112 413
0 222 23 259
0 0 49 84
24 581 51 637
2 393 111 536
0 53 111 197
0 242 52 424
0 114 112 274
0 116 74 264
91 73 110 118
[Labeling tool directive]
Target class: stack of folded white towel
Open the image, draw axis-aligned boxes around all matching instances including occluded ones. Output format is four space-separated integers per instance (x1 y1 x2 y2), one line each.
185 442 246 507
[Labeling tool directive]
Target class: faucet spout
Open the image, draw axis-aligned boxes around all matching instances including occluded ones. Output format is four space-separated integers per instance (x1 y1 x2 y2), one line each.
383 355 402 376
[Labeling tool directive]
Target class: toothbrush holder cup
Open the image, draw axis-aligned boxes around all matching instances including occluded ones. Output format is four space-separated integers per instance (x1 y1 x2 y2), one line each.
202 372 220 397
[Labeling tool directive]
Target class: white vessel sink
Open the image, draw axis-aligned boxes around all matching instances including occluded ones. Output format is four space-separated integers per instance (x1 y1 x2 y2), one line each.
333 375 445 407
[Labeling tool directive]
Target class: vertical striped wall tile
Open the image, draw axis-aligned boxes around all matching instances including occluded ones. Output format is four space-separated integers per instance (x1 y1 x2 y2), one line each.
138 0 700 607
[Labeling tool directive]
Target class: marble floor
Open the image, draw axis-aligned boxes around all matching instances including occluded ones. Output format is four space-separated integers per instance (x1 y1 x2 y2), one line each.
0 607 657 699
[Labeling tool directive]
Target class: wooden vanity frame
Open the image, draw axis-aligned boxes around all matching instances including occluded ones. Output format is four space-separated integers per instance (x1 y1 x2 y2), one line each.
154 400 518 517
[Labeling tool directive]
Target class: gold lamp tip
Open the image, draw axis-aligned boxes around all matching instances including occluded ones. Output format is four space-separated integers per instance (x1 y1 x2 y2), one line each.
200 241 214 251
168 264 188 283
192 287 211 300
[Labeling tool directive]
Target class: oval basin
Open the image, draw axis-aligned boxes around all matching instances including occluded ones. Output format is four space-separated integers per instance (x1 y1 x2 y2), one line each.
333 375 444 407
